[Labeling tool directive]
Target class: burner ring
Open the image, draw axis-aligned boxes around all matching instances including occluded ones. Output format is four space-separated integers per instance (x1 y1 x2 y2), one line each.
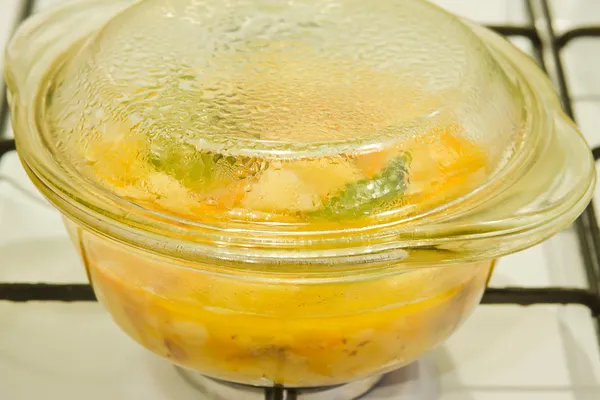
176 367 382 400
174 359 438 399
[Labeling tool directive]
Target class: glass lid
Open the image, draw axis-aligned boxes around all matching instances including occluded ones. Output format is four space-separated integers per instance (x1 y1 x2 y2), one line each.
6 0 594 265
40 0 522 225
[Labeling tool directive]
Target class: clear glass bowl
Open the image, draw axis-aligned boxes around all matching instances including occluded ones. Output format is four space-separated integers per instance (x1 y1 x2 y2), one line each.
5 0 595 389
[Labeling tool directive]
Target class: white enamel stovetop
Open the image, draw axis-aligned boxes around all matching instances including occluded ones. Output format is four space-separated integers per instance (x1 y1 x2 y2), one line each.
1 1 600 399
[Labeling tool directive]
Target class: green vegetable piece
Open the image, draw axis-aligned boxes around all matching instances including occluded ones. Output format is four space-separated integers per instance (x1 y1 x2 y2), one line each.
144 93 253 192
317 153 411 218
149 139 229 192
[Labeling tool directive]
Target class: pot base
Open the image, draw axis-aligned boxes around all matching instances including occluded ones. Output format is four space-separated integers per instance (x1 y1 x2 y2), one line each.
175 359 437 399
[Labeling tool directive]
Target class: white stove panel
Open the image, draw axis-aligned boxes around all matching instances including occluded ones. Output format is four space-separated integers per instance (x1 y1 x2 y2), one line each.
1 1 599 399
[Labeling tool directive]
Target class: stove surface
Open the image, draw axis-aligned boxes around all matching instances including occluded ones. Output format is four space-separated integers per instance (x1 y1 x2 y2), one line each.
1 1 600 399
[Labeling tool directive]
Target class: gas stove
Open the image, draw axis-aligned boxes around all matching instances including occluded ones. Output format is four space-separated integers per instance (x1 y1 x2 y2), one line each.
1 1 600 399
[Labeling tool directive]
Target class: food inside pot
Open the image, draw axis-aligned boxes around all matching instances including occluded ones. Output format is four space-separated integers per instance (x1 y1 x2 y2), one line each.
76 56 489 223
80 230 492 386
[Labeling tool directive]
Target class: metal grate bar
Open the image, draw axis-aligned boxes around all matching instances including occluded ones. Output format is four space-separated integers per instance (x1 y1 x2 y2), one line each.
0 0 36 140
1 283 599 315
537 0 600 292
487 25 538 39
0 138 16 158
483 287 600 315
527 0 600 350
265 386 285 400
557 26 600 49
0 283 96 302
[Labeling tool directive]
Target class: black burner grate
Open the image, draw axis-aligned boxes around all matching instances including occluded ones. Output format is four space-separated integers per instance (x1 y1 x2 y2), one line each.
1 1 600 399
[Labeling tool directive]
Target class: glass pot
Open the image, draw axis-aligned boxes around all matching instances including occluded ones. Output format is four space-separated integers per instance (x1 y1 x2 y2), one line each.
5 0 595 390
